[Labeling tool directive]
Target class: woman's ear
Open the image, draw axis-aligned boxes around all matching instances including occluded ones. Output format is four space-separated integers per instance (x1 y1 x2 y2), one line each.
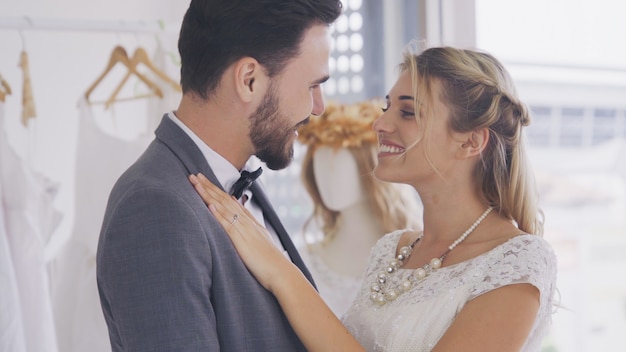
458 128 489 158
234 57 267 103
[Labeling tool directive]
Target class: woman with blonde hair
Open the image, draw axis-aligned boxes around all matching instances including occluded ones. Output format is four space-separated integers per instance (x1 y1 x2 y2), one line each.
190 45 557 351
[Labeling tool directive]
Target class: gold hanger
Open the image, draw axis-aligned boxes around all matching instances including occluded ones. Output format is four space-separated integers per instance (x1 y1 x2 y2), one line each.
0 73 11 103
84 46 163 108
19 51 37 126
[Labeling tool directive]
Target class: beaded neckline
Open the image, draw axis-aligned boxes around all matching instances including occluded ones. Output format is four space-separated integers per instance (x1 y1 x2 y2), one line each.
370 207 493 305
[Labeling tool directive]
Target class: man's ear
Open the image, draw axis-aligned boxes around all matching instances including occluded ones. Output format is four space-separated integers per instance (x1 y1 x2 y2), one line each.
458 128 489 158
234 57 266 103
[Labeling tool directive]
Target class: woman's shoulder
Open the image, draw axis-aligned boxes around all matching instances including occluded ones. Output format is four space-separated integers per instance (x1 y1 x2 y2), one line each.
365 228 415 264
376 228 418 249
495 234 556 265
472 234 557 295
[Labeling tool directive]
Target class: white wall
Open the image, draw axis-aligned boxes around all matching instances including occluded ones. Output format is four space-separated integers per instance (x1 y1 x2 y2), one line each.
0 0 189 259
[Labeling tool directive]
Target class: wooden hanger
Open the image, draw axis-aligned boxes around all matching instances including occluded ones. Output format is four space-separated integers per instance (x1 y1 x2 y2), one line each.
131 47 181 93
103 48 166 109
84 46 163 108
102 46 184 109
0 73 11 103
84 46 130 101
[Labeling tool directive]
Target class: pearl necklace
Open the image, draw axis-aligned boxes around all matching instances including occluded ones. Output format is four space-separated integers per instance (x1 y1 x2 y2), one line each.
370 207 493 305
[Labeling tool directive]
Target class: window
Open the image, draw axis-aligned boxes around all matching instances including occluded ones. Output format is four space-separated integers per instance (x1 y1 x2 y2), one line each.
477 1 626 350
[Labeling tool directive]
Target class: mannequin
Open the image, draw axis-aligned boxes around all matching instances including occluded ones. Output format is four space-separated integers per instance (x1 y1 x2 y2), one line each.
311 146 384 277
297 100 421 316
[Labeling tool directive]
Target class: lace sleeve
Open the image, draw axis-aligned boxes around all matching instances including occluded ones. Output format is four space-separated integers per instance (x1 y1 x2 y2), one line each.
470 234 557 309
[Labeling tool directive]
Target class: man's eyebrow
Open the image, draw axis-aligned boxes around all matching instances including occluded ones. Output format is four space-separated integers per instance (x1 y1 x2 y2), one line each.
312 75 330 85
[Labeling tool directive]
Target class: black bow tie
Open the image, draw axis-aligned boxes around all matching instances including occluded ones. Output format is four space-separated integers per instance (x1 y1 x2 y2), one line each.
230 167 263 200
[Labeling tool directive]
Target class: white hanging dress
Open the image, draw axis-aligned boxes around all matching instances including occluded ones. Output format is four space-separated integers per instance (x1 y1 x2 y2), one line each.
52 98 154 352
0 102 61 352
0 102 27 352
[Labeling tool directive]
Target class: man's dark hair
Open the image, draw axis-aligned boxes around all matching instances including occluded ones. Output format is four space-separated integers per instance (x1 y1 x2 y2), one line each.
178 0 342 100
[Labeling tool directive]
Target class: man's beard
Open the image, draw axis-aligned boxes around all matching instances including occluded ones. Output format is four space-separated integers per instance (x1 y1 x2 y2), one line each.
249 84 299 170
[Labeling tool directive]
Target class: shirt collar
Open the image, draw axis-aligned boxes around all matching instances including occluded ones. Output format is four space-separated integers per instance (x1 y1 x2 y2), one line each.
167 111 246 192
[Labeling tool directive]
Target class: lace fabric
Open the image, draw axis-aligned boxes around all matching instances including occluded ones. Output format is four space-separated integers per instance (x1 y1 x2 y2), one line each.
342 230 557 352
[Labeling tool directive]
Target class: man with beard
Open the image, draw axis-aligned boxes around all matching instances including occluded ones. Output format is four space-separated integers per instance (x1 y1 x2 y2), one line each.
96 1 342 351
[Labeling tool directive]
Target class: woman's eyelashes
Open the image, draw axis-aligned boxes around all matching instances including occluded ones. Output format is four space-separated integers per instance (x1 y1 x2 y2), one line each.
400 110 415 119
381 98 415 119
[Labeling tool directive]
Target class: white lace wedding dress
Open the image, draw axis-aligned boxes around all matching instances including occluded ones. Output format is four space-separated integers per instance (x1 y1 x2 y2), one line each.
342 230 557 352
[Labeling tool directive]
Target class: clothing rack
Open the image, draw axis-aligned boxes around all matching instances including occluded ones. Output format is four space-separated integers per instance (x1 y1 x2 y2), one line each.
0 16 179 33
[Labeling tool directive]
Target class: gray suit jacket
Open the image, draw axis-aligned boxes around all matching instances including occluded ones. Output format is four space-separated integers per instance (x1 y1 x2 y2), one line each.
97 115 315 351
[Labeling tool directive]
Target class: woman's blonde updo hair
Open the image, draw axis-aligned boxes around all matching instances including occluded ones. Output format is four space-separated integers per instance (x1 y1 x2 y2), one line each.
403 46 543 235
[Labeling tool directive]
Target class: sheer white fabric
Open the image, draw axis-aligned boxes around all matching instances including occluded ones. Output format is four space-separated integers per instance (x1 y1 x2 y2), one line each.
0 102 61 352
0 103 28 352
0 201 27 352
52 99 153 352
299 244 363 317
342 230 557 352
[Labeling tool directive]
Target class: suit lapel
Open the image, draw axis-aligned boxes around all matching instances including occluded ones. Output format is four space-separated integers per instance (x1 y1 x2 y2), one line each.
250 182 317 289
156 114 315 288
